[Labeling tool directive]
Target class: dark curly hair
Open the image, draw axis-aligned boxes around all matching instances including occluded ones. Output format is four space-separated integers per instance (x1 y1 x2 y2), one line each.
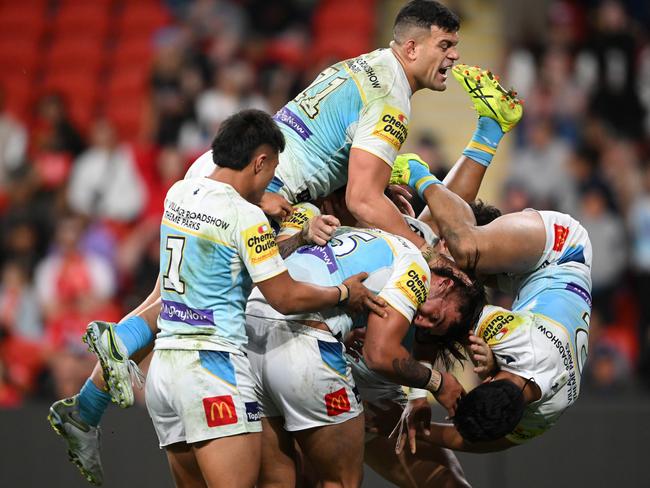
453 379 526 442
469 199 502 226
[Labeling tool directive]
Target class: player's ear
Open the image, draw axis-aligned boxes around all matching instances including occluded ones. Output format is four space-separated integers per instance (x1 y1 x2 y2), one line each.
252 153 267 174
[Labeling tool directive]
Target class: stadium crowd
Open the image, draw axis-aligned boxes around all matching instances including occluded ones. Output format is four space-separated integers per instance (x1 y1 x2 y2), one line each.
0 0 648 410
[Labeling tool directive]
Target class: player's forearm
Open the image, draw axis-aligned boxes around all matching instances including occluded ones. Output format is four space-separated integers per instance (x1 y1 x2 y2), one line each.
442 156 488 203
347 193 425 248
268 281 341 315
427 423 516 453
277 231 308 258
364 343 434 388
420 184 480 270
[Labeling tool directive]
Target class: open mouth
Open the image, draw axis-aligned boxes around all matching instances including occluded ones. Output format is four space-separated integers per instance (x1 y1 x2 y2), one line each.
437 66 450 79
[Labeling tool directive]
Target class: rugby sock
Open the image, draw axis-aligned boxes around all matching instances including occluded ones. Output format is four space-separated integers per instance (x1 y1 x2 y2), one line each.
114 316 154 357
462 116 504 167
78 379 112 426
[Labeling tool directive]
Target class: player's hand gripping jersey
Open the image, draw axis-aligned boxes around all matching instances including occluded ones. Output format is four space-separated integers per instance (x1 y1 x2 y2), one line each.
185 49 412 203
474 210 592 444
155 177 287 353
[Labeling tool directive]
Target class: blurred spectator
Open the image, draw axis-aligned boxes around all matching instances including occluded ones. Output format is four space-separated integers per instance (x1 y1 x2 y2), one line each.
196 61 270 135
578 184 627 322
0 166 54 270
0 87 27 205
0 260 45 405
628 165 650 385
67 119 146 222
30 93 85 191
576 0 646 138
31 93 85 157
34 215 120 397
508 118 572 208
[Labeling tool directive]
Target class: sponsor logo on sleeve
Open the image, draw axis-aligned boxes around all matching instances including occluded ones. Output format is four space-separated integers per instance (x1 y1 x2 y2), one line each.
297 245 338 273
565 282 592 307
346 57 382 89
476 310 524 345
161 299 215 326
552 224 569 252
273 107 313 141
203 395 238 427
242 223 279 265
372 106 408 150
245 401 261 422
395 262 428 306
324 388 351 416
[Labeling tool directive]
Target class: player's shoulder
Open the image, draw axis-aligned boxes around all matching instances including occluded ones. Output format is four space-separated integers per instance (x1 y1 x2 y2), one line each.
184 150 215 179
475 305 532 345
346 49 409 104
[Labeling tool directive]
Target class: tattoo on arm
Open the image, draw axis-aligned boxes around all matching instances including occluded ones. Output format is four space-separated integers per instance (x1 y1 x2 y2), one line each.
392 357 432 388
277 233 307 259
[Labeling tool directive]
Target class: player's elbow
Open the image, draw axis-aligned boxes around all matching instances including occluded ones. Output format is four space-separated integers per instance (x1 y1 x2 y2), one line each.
267 297 294 315
363 345 392 374
345 188 380 223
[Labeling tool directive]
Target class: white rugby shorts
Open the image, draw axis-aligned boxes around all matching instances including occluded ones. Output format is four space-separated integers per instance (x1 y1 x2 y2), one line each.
245 315 363 431
145 349 262 447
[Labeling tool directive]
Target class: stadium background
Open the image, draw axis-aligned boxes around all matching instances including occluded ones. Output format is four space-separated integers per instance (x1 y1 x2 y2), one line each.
0 0 649 486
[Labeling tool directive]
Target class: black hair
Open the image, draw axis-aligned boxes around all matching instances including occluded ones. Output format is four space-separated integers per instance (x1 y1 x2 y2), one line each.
211 109 285 170
453 379 526 442
393 0 460 41
469 199 502 226
416 266 487 369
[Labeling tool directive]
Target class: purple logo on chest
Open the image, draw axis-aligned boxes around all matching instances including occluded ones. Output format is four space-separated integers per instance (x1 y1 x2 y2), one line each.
273 107 313 141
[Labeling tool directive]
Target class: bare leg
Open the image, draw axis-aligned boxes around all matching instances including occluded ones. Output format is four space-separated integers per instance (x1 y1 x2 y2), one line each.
258 417 297 488
193 432 262 488
365 435 470 488
293 414 365 488
165 442 207 488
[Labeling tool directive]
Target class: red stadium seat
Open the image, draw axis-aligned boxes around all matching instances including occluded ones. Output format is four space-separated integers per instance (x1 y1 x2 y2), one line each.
44 39 106 75
0 74 36 121
0 39 41 78
106 69 149 100
117 3 171 36
111 36 155 70
105 98 146 140
53 11 112 43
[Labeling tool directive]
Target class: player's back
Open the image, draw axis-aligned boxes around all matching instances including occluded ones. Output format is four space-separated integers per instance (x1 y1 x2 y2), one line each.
273 49 412 202
157 177 284 353
247 226 429 339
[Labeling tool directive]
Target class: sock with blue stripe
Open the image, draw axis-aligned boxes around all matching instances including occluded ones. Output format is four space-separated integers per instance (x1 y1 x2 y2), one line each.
114 316 154 357
77 379 112 426
462 116 505 167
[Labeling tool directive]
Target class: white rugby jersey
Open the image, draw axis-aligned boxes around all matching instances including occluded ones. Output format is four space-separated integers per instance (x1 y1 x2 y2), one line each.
155 178 286 353
476 210 592 444
185 48 412 203
247 226 430 340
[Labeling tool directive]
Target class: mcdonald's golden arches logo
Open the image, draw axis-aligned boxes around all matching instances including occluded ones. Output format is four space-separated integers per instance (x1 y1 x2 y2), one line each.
324 388 351 416
202 395 238 427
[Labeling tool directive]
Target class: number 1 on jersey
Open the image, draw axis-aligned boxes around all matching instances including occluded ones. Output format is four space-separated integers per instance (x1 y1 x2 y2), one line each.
163 235 186 294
